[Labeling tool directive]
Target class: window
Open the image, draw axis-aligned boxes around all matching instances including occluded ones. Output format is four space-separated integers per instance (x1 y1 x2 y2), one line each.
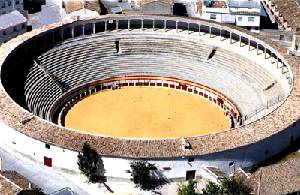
186 170 196 180
8 1 11 6
2 31 6 36
248 17 255 22
13 27 17 32
238 17 242 21
44 156 52 167
210 14 217 20
45 143 50 149
265 150 269 155
1 2 5 8
163 167 171 171
16 0 19 4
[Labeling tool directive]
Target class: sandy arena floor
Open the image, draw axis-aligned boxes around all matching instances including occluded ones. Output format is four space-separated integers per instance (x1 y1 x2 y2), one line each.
65 87 230 138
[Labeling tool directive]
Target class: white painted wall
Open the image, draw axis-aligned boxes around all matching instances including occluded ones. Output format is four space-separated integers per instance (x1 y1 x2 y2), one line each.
0 122 79 172
235 15 260 27
0 119 299 181
202 13 260 27
0 22 26 43
200 0 260 27
202 12 223 23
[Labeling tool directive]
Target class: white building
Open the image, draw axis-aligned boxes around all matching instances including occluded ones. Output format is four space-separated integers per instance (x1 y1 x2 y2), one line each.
0 0 24 14
201 0 260 29
0 0 26 44
100 0 260 28
0 10 27 43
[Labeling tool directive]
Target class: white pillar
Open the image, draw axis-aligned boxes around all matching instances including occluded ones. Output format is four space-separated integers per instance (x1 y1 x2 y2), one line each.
141 19 144 30
264 44 267 59
153 20 155 30
199 24 201 35
71 26 74 38
248 38 251 51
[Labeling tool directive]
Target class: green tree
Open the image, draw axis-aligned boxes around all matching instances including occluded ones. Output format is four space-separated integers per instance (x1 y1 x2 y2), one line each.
17 188 46 195
220 177 252 195
128 160 167 191
200 177 252 195
201 181 222 195
77 142 99 178
177 180 200 195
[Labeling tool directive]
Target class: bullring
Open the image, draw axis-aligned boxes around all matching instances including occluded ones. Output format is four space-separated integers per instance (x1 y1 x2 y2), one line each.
0 15 299 180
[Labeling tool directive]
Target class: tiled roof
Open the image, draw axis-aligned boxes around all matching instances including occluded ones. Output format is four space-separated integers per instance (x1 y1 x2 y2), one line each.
1 171 38 189
0 173 22 195
249 154 300 195
263 0 300 32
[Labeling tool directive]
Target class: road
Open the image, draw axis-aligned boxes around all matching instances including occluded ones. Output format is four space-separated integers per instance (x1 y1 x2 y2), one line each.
0 146 89 194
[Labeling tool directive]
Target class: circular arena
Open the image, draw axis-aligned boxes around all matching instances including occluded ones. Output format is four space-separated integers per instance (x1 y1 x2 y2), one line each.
0 15 299 180
64 86 231 138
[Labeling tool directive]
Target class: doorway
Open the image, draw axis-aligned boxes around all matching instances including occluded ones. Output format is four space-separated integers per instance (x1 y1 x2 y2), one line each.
186 170 196 180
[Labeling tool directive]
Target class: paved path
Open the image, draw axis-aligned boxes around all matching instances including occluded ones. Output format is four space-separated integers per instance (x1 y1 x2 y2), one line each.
0 146 89 194
0 145 191 194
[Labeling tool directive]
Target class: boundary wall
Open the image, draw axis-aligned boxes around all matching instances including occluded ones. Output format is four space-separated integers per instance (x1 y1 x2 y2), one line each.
52 76 240 128
0 119 299 180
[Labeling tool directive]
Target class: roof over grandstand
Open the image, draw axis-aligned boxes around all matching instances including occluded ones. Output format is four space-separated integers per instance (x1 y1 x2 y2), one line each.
264 0 300 32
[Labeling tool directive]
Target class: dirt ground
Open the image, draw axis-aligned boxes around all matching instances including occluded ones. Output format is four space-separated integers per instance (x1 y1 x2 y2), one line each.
65 87 230 138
